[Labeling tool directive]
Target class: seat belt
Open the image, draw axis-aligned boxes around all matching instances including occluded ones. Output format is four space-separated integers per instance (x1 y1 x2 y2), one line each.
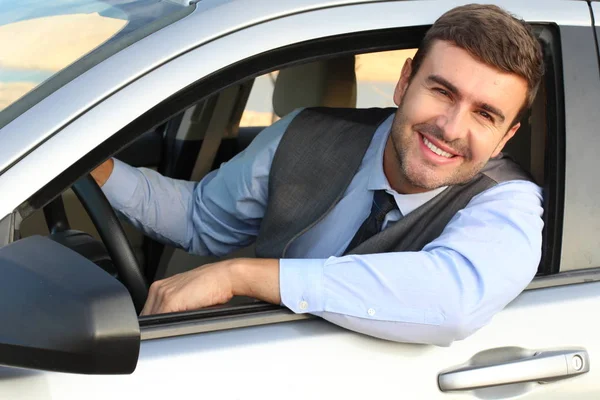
189 85 242 182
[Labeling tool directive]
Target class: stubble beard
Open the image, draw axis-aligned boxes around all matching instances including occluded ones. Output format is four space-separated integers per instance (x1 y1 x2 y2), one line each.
389 107 487 191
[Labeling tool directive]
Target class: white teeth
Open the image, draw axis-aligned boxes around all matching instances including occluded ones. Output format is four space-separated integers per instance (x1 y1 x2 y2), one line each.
422 136 454 158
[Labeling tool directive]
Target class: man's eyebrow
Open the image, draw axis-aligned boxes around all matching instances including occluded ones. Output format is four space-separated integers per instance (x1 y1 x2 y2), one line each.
476 102 506 124
427 74 506 124
427 75 461 97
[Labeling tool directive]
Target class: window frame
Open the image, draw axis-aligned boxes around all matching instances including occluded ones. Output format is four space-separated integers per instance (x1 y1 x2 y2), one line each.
10 23 571 337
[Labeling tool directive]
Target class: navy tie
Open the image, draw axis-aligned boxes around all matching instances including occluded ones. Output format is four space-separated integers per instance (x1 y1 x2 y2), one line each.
345 190 398 252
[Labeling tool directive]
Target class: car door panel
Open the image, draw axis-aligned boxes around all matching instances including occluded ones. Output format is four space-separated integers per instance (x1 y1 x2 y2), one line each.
558 24 600 271
1 281 599 399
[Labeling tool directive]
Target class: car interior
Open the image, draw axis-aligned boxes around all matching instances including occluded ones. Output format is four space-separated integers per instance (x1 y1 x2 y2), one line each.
16 39 552 309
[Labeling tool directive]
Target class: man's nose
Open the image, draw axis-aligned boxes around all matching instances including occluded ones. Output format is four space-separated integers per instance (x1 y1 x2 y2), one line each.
436 105 469 142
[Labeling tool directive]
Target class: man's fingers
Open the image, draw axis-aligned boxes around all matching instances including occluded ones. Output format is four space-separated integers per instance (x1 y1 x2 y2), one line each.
141 280 162 316
139 264 234 316
143 279 182 316
153 284 173 315
140 302 151 316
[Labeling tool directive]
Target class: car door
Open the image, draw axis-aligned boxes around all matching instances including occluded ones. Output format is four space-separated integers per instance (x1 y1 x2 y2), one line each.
1 1 600 399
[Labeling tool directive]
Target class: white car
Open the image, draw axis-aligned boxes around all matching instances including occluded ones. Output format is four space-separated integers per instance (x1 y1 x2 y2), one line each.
0 0 599 398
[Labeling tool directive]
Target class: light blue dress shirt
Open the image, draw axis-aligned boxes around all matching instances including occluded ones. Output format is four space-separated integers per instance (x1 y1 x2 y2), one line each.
103 109 544 346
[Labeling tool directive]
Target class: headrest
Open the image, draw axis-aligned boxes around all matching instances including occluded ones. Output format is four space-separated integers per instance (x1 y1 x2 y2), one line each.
272 56 357 117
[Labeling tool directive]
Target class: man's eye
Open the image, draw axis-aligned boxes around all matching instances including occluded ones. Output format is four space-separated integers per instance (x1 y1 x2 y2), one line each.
478 111 494 122
434 88 450 97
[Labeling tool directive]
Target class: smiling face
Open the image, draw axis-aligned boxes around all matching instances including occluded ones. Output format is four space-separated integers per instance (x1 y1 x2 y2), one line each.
385 40 528 194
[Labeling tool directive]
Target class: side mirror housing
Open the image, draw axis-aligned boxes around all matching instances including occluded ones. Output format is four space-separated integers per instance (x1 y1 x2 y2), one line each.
0 236 139 374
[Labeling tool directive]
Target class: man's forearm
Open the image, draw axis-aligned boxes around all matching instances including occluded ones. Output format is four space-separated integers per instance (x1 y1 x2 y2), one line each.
99 158 199 251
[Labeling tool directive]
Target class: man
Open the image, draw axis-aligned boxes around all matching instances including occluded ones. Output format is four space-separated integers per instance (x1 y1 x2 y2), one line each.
92 4 545 346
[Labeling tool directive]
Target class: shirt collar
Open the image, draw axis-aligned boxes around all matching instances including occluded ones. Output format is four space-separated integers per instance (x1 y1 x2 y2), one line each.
366 113 447 216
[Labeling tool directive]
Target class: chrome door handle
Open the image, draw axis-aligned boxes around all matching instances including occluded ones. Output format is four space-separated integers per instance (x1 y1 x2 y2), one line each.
439 349 590 391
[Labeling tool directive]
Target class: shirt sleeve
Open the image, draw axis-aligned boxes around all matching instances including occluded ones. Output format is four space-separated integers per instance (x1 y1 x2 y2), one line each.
279 180 544 346
101 109 302 256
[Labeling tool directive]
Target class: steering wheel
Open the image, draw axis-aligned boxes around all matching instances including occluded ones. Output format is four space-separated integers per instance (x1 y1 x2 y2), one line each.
47 175 148 314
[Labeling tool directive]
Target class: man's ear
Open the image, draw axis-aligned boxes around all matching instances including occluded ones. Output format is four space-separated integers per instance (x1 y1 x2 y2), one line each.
492 122 520 157
393 58 413 106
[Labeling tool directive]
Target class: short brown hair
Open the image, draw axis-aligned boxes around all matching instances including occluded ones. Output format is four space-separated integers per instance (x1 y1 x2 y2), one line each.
410 4 544 124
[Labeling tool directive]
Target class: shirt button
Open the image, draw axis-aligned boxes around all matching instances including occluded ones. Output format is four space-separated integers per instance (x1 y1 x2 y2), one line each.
367 308 376 316
299 301 309 310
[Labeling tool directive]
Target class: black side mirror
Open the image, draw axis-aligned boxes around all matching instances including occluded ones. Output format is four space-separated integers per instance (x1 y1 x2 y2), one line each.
0 236 139 374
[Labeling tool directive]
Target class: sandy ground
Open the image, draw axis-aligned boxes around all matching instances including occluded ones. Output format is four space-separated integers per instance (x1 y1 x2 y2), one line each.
0 13 126 110
0 81 36 110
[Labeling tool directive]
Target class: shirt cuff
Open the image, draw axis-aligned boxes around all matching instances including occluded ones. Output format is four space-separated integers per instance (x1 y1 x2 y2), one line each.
279 258 325 314
101 158 142 210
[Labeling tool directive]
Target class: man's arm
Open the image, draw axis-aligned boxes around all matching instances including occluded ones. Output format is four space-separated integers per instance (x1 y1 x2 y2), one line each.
96 158 199 250
144 180 543 346
92 109 302 255
278 180 543 345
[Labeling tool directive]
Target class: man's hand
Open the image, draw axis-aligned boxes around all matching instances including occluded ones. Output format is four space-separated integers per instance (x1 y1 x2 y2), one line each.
90 158 115 187
140 258 281 316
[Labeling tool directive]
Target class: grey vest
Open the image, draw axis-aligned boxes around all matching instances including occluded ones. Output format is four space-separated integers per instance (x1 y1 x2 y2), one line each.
255 107 532 258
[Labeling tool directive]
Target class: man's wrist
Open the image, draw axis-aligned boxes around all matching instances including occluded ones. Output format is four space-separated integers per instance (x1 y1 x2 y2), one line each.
228 258 281 305
91 158 115 187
